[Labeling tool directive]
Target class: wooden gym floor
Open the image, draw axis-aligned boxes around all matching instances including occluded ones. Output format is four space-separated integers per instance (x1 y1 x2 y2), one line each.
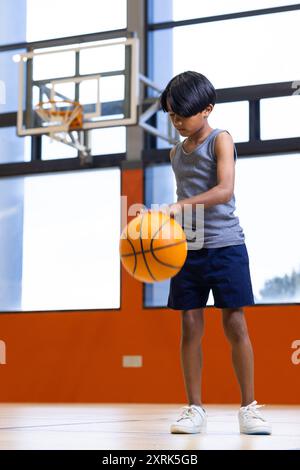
0 404 299 450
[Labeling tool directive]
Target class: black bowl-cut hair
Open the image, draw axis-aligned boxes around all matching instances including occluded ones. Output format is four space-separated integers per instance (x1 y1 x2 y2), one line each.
160 71 216 117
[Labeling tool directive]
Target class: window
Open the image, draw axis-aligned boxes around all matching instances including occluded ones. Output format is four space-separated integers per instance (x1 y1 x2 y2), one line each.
144 164 176 307
0 127 31 164
144 154 300 306
90 127 126 155
209 102 249 143
41 127 126 160
33 49 75 81
0 50 25 113
0 168 121 312
0 1 126 313
149 10 300 89
26 0 127 41
260 96 300 140
0 2 129 161
236 153 300 304
149 0 297 23
41 137 78 160
0 0 26 44
173 0 297 19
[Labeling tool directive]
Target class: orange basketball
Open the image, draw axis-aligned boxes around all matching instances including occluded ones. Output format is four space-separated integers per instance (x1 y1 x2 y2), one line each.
119 211 187 283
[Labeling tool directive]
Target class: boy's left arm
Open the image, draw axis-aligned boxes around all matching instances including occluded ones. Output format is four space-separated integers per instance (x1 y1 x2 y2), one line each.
169 131 235 215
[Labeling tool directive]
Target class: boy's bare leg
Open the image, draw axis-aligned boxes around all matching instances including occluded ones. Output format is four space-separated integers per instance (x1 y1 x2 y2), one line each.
222 308 254 406
181 308 205 407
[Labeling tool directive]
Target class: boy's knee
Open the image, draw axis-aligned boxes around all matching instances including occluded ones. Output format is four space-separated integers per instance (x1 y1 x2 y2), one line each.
222 309 249 342
181 309 204 339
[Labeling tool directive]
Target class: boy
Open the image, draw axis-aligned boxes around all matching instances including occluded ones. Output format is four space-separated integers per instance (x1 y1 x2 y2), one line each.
160 71 271 435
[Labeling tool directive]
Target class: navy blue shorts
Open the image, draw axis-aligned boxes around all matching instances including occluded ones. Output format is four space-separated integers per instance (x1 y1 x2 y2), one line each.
167 243 255 310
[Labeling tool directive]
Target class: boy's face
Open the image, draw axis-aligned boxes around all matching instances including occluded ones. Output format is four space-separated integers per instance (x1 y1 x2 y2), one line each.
167 104 213 137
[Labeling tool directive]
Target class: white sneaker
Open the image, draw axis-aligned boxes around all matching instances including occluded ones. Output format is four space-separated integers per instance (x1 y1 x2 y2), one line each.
170 405 207 434
239 400 272 435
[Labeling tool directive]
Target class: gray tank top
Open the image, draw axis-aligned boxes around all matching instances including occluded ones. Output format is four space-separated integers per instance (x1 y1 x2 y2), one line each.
171 128 245 249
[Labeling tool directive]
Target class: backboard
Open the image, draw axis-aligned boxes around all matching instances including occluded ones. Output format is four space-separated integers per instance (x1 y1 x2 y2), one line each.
16 37 139 137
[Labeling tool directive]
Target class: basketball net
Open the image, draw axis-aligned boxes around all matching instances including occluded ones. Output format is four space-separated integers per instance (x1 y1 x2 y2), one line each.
35 99 92 165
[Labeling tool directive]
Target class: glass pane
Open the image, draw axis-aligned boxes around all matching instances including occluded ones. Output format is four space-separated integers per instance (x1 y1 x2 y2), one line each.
0 0 26 44
157 110 173 150
260 96 300 140
80 44 125 75
144 164 176 307
173 0 297 20
26 0 127 41
33 51 76 81
79 80 98 105
149 0 297 23
50 82 75 102
150 10 300 89
100 76 125 103
148 0 172 23
0 50 25 113
174 11 299 88
147 29 173 94
144 154 300 306
0 168 121 312
42 136 78 160
235 154 300 303
0 127 31 163
209 102 249 143
0 176 24 311
90 127 126 155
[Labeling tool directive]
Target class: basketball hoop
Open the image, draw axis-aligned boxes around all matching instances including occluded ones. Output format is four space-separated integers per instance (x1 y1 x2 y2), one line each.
35 99 92 165
35 99 83 131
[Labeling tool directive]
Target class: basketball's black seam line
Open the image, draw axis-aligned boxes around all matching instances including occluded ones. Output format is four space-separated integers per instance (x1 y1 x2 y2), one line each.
121 237 137 274
121 239 187 258
151 215 185 254
150 222 186 269
149 245 185 270
151 216 172 241
149 252 183 270
123 237 137 275
139 213 157 282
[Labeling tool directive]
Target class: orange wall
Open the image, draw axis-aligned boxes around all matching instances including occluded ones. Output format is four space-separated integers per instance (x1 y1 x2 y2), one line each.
0 168 299 404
